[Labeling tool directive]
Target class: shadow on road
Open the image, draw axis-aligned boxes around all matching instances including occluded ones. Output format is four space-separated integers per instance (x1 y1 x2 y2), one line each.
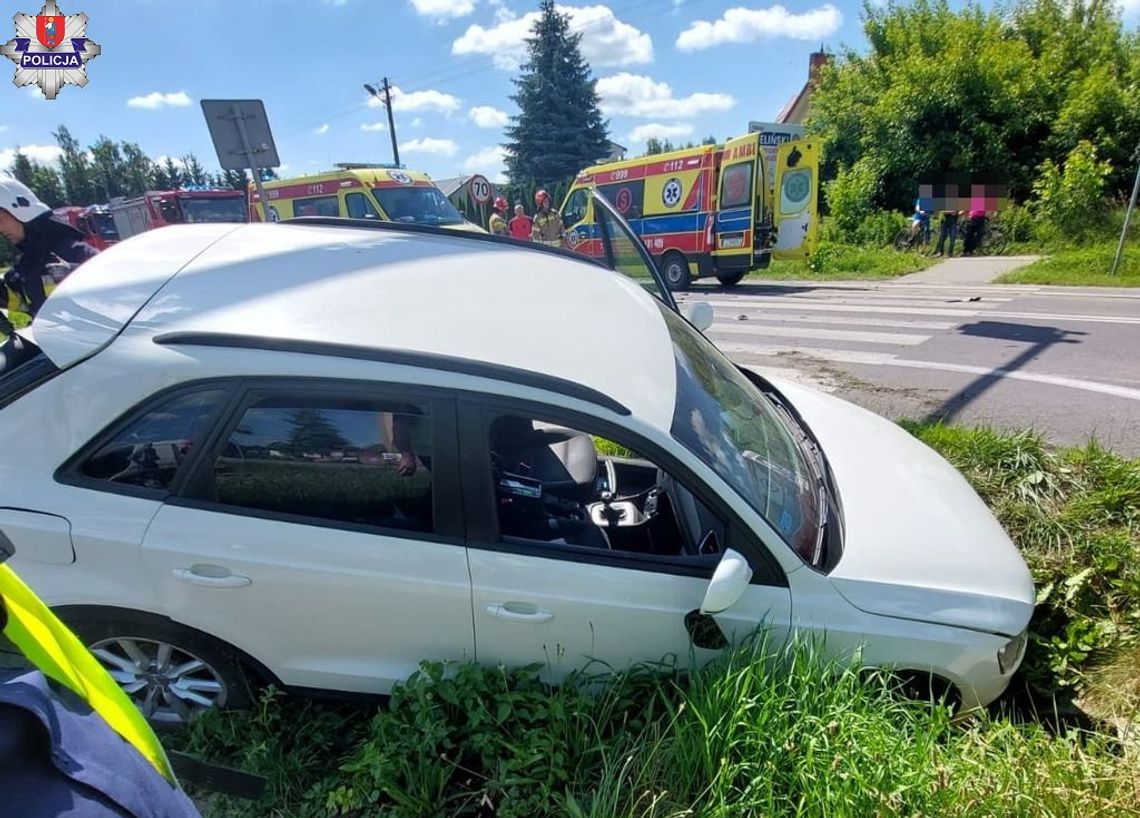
923 321 1087 424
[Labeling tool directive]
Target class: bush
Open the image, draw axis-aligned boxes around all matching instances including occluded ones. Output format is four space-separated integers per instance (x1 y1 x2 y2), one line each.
992 204 1038 245
1032 141 1113 241
824 158 880 238
854 209 909 247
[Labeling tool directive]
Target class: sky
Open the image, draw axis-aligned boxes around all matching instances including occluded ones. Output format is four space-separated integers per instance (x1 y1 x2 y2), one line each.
1 0 1138 187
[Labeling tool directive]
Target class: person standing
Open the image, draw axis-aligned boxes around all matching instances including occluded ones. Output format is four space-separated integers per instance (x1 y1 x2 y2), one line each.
0 177 98 336
488 196 509 237
962 196 988 256
933 207 961 258
531 190 564 248
508 204 533 241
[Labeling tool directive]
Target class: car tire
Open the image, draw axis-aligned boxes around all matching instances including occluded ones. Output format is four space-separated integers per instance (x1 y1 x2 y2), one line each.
716 273 745 287
61 608 253 726
661 252 691 292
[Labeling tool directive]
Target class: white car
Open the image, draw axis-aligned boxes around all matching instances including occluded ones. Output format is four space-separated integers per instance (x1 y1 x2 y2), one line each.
0 208 1033 724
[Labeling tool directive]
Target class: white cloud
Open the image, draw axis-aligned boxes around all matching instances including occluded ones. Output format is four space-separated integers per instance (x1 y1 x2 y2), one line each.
1117 0 1140 13
361 122 388 132
627 122 694 143
411 117 425 127
316 123 330 135
0 126 9 132
462 146 508 183
453 4 652 70
469 105 509 128
127 91 192 109
0 144 63 170
369 86 461 113
677 4 843 52
596 73 735 119
322 0 349 5
409 0 475 19
402 137 459 156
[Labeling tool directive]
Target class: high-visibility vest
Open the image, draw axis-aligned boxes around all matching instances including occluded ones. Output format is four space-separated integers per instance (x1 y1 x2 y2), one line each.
488 212 508 236
0 564 175 781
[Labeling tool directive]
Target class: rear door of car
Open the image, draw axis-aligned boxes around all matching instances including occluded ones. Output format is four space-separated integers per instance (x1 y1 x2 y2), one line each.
772 139 820 259
139 377 474 695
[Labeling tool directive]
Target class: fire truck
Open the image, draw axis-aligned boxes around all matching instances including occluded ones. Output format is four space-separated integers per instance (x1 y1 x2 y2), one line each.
561 132 820 290
54 204 120 250
109 187 248 240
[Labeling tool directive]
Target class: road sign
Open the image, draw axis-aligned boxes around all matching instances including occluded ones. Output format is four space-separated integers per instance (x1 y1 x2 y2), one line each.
469 175 492 205
748 121 805 189
201 99 280 222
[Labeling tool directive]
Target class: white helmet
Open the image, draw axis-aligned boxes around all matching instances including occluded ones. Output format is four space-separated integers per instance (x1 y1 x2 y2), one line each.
0 175 51 223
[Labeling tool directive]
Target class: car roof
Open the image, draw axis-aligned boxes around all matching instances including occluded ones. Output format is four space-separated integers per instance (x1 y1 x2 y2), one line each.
34 222 680 429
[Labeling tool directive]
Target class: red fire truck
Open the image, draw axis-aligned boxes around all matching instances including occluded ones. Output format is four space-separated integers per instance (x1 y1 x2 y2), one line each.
54 204 120 251
109 188 247 240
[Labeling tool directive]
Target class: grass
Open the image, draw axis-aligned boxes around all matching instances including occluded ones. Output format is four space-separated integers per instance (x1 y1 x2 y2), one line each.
754 244 938 281
167 423 1140 817
998 242 1140 286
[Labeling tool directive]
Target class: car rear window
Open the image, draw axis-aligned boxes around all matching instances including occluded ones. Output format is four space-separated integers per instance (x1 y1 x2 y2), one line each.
0 335 59 410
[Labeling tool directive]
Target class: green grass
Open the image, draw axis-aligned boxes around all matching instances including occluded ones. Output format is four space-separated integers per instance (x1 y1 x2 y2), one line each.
753 244 938 281
998 242 1140 286
167 424 1140 816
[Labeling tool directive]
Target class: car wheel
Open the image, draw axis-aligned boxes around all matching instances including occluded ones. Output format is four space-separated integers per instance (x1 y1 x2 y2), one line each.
661 252 691 291
716 273 745 287
67 611 252 726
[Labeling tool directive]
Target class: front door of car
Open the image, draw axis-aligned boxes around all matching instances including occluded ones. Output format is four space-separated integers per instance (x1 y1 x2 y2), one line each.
460 401 791 681
140 380 473 695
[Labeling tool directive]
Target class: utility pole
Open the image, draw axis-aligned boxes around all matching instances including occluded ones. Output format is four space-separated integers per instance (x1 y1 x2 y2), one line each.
1111 143 1140 277
364 78 400 167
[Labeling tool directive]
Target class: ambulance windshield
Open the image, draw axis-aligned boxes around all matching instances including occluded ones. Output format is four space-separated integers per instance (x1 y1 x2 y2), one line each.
373 187 464 227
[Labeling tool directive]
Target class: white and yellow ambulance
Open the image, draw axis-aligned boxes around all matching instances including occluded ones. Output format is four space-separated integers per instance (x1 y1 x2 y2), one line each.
249 164 484 232
561 133 819 289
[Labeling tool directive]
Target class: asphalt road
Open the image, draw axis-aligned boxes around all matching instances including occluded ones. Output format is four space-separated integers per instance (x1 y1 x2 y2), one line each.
676 279 1140 455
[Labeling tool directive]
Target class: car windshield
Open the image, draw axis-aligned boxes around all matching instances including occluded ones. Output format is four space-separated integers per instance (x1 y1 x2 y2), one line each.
659 302 823 565
373 187 465 226
179 197 247 224
91 212 119 240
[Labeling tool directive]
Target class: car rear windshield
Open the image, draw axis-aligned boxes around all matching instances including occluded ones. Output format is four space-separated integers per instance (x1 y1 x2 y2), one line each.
0 335 59 410
373 187 465 227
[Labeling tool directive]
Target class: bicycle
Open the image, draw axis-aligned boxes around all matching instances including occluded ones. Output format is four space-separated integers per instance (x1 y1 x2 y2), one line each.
963 218 1009 256
893 218 932 252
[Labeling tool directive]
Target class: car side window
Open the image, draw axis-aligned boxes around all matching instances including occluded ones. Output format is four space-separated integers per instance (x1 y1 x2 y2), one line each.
197 393 435 533
346 192 379 220
487 413 725 558
78 388 227 491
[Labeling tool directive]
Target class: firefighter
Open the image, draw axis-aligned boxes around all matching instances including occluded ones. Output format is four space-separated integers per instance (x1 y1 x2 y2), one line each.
488 196 509 236
0 176 99 337
530 189 565 248
0 554 201 816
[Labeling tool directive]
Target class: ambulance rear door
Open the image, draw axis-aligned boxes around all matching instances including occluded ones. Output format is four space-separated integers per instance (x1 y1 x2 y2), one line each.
713 133 761 266
772 138 820 259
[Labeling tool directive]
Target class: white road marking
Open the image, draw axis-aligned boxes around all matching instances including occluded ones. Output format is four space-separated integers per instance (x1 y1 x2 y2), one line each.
707 300 984 318
715 313 958 330
699 296 1003 311
717 343 1140 402
710 323 930 346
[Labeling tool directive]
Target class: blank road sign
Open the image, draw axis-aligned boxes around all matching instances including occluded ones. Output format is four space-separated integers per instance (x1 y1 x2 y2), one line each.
201 99 281 171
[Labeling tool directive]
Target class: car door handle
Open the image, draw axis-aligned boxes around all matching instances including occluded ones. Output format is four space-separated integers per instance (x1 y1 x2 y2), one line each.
172 566 251 589
485 603 554 624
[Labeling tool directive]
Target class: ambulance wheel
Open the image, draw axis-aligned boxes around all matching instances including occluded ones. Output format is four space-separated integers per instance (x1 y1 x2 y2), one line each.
661 252 691 291
716 273 746 287
60 607 254 727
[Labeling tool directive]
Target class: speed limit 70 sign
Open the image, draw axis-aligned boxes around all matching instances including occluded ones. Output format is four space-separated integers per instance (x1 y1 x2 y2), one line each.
469 175 492 205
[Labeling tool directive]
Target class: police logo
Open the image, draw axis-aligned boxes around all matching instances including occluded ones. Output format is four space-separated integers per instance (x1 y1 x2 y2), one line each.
387 170 413 186
1 1 101 100
662 178 683 209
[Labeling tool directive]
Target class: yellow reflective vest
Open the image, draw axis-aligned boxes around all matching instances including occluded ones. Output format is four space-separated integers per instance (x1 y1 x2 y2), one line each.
488 212 508 236
0 564 175 781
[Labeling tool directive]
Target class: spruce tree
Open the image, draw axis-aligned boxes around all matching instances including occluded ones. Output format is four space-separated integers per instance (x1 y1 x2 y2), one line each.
504 0 609 191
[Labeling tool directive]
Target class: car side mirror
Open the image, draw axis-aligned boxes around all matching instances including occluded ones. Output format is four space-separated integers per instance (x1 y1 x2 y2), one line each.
699 548 753 614
684 301 714 332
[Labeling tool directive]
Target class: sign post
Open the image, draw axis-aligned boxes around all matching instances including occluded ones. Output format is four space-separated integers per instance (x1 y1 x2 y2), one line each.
748 121 805 189
1111 145 1140 277
200 99 281 221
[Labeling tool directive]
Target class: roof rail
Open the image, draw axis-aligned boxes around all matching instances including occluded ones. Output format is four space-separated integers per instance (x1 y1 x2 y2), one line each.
152 332 631 416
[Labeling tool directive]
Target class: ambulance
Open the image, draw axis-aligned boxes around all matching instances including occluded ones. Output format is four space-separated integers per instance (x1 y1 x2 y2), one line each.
561 133 819 290
249 164 484 232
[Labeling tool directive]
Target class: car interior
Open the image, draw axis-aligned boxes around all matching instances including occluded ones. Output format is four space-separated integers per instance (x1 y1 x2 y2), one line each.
489 415 724 557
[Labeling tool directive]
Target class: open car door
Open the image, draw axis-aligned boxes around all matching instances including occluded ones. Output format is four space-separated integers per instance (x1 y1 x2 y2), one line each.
772 139 820 259
714 133 762 268
565 189 678 314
